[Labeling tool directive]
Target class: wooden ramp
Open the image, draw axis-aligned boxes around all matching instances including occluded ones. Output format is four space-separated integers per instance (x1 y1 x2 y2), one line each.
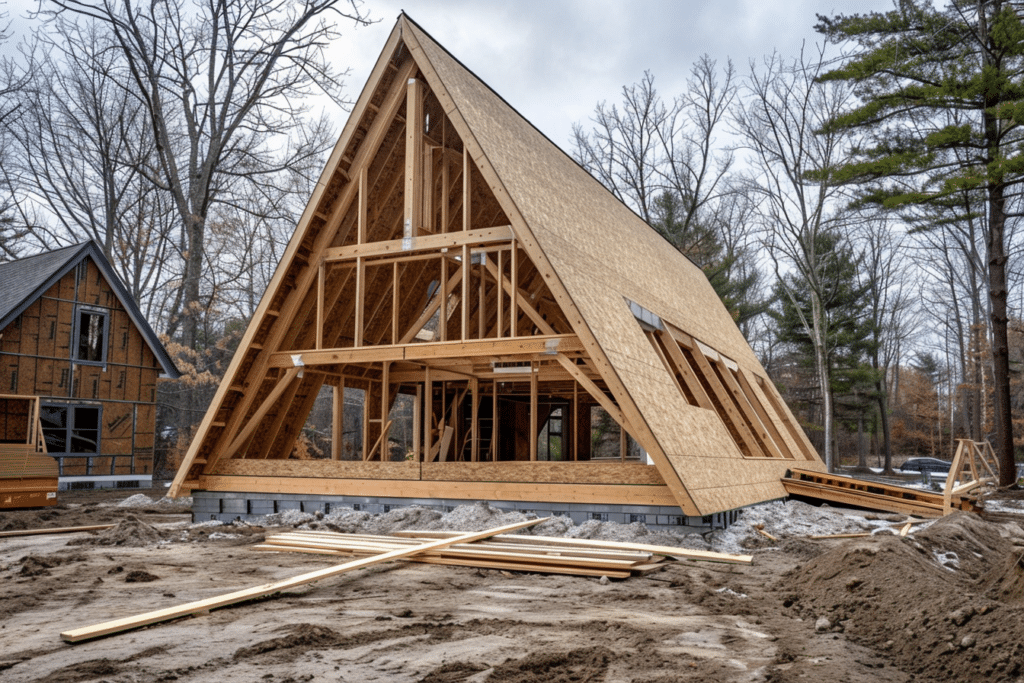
782 468 977 518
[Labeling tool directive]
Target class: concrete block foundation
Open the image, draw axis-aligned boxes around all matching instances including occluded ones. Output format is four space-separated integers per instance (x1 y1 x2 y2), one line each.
190 490 740 533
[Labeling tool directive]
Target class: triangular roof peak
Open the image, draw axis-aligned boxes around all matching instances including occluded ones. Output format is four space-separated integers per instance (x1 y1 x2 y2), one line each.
171 16 823 515
0 241 179 378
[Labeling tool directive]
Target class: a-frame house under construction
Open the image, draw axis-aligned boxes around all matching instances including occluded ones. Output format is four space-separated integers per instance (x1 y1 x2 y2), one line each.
171 15 825 528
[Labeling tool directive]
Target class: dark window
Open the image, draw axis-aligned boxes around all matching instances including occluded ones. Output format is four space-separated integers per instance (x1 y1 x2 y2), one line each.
40 404 101 456
75 309 107 363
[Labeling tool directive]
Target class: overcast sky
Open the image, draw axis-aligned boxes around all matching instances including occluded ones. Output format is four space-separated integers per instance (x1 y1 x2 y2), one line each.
326 0 894 148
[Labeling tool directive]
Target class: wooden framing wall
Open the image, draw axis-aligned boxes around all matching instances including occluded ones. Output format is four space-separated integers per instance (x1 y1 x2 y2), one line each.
0 259 160 476
170 15 825 516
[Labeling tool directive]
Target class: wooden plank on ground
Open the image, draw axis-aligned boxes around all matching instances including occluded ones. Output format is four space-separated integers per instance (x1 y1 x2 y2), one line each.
60 517 545 643
392 530 753 565
0 524 115 538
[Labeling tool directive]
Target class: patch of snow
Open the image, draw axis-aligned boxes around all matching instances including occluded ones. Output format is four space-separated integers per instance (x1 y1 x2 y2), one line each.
933 550 960 571
716 587 748 598
117 494 155 507
709 500 909 554
983 500 1024 515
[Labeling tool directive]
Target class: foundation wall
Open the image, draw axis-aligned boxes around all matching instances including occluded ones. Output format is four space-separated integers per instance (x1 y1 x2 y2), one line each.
190 489 743 533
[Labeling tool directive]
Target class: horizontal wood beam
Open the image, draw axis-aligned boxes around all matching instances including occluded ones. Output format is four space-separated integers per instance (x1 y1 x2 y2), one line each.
323 225 513 262
269 334 584 368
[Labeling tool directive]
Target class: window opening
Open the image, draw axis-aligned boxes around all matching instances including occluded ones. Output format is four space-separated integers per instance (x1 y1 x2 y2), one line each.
75 308 108 363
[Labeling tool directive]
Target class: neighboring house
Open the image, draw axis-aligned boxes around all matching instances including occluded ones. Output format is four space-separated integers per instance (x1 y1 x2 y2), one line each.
0 242 180 489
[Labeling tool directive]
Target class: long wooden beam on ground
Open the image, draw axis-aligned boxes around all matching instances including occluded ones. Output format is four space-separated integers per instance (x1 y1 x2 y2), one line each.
392 530 753 565
0 524 116 538
59 517 545 643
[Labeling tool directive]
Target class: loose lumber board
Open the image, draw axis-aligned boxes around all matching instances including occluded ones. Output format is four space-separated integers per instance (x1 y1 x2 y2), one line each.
255 544 632 578
392 529 753 565
257 532 648 570
0 524 114 538
60 517 545 643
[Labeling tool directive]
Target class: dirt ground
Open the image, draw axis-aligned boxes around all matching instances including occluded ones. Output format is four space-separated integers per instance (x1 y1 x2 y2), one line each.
1 488 1023 683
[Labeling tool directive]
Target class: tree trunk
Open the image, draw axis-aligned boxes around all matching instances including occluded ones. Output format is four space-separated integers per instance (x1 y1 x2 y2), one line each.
987 185 1016 486
812 295 833 471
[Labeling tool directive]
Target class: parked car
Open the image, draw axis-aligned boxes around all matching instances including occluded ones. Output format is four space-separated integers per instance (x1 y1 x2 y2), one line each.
899 457 952 474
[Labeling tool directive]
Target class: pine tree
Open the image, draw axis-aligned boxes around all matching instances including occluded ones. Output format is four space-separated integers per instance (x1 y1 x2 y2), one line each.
770 230 876 464
650 191 766 326
816 0 1024 484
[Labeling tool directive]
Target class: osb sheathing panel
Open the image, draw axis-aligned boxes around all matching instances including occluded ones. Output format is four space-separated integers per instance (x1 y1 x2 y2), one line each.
407 20 822 514
407 26 760 370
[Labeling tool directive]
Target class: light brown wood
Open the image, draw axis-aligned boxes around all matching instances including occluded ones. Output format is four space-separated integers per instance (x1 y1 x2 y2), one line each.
392 262 400 343
405 78 424 237
219 368 301 462
421 461 665 485
393 530 753 565
554 355 631 435
332 382 343 461
269 335 584 368
715 362 786 460
316 260 325 350
365 419 394 461
59 518 544 643
172 47 418 495
530 361 538 461
256 543 632 578
470 377 479 462
325 226 513 262
354 257 365 347
0 524 115 538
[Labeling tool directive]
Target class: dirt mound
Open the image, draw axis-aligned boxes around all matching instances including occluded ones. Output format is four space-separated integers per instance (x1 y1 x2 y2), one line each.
17 553 85 577
1 518 28 532
67 515 163 547
124 569 160 583
34 658 120 683
420 660 488 682
486 646 612 683
781 512 1024 682
234 624 346 660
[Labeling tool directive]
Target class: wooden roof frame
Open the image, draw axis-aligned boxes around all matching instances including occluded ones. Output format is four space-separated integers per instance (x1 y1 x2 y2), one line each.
170 15 824 515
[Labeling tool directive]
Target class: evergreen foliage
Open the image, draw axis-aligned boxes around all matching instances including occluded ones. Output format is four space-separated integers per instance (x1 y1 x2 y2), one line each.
815 0 1023 483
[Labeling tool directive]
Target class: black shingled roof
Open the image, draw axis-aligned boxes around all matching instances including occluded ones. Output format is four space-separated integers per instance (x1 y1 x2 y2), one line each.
0 241 180 378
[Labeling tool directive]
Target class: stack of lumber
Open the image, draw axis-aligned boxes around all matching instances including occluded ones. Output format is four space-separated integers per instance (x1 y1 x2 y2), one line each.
256 529 751 577
0 443 58 509
782 468 971 517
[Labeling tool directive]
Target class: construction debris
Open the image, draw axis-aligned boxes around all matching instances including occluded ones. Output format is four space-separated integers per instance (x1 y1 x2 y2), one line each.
59 517 544 643
257 529 752 577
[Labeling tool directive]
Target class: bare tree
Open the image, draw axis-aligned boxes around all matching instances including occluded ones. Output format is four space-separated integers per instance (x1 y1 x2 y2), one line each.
858 214 920 472
45 0 371 348
572 56 736 239
733 46 854 470
2 19 179 308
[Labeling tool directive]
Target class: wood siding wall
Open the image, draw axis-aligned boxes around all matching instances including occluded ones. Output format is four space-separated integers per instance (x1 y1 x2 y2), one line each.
0 259 161 475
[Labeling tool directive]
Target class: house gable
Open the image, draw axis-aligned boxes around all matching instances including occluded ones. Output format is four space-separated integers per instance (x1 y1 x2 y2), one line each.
170 15 824 516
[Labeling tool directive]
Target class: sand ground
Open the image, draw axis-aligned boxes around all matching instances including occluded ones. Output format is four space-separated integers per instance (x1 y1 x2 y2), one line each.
1 488 1022 682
